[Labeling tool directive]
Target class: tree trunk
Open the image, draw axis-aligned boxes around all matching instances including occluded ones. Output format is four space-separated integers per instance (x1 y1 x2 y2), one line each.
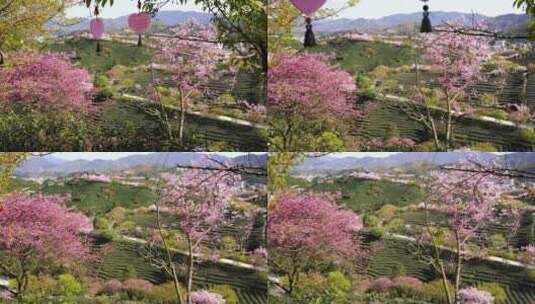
454 235 463 304
96 40 101 54
178 90 186 146
186 237 194 304
0 50 4 65
156 200 183 304
439 259 454 304
138 34 143 47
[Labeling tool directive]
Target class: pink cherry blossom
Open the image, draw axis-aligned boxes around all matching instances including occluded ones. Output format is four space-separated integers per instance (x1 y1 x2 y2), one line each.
0 52 94 112
458 287 494 304
0 193 92 262
268 192 363 262
268 52 359 121
190 289 225 304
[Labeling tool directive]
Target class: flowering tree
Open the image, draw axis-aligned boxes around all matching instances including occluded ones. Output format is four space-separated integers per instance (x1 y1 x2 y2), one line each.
403 27 493 150
0 52 94 112
0 194 92 296
414 156 517 304
268 192 363 294
148 159 242 304
268 53 359 151
153 21 232 144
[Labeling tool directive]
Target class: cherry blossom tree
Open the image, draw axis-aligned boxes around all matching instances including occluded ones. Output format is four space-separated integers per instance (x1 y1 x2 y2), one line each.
0 194 92 297
268 53 359 151
0 52 94 112
403 27 495 150
152 21 232 145
268 192 363 295
414 156 517 304
148 158 242 304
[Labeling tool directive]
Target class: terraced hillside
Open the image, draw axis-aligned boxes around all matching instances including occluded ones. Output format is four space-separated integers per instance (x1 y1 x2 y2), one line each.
97 98 267 151
367 238 535 304
42 180 156 216
314 39 415 73
128 210 267 251
94 239 268 304
357 101 535 151
292 176 425 214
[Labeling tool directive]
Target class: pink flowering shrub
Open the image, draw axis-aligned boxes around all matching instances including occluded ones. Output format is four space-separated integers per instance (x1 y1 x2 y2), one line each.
0 194 92 261
0 52 94 112
368 277 394 291
269 192 364 292
268 52 359 150
458 287 494 304
364 137 416 152
393 276 423 290
123 279 153 291
100 279 123 295
520 245 535 264
190 290 226 304
240 100 267 123
268 52 358 121
0 194 92 295
508 105 531 124
269 192 363 261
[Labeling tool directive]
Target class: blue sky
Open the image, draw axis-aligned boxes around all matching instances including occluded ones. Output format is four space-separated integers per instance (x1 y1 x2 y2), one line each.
326 0 524 18
51 152 261 161
66 1 203 18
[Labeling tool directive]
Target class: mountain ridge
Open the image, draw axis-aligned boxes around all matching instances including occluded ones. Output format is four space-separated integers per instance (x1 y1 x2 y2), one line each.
15 153 267 177
305 11 530 36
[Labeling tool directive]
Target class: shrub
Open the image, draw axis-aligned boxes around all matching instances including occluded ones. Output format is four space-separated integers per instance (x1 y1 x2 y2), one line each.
393 276 423 290
0 109 93 151
476 109 508 120
95 75 110 87
57 274 82 297
477 282 506 304
123 279 153 300
209 285 238 304
458 287 494 304
421 279 454 303
95 217 110 230
149 281 186 303
367 277 394 291
469 142 499 152
123 264 138 280
100 279 123 295
190 290 226 304
376 204 399 221
528 269 535 281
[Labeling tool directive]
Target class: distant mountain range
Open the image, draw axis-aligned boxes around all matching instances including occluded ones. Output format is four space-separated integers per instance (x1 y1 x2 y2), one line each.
53 10 212 36
292 153 535 175
305 11 530 36
14 153 267 177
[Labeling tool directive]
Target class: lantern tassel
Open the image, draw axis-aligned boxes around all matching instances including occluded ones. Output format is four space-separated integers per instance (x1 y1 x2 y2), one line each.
420 5 432 33
304 17 316 47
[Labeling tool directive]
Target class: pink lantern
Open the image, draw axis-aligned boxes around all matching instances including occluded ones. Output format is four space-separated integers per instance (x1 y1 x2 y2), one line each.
290 0 326 15
128 13 152 34
90 18 105 40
